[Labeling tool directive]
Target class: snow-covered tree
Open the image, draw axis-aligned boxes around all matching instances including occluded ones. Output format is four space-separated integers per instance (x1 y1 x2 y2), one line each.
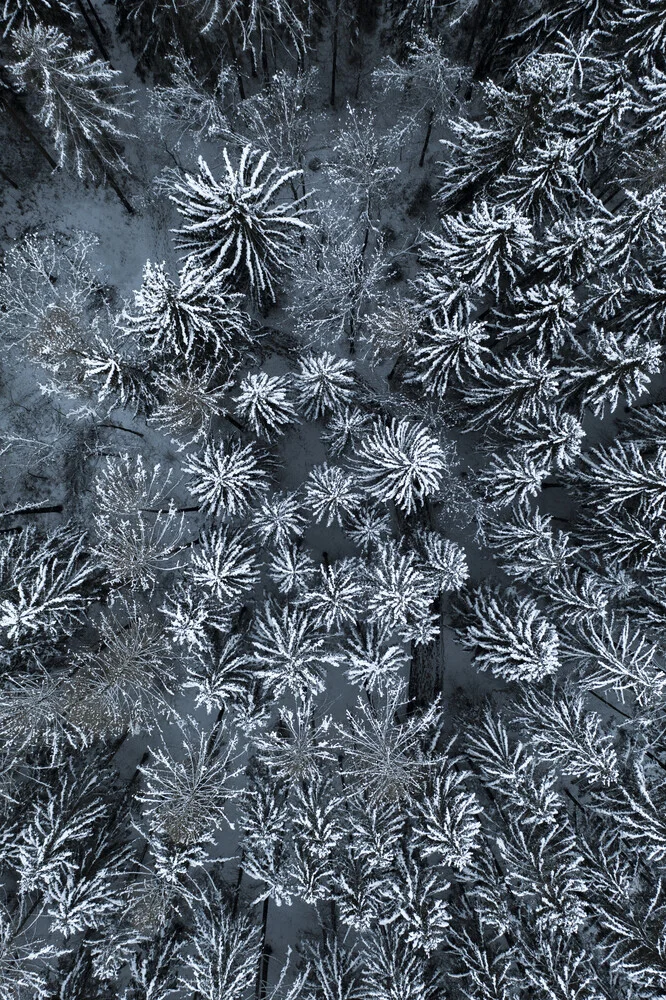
184 437 271 518
465 353 560 432
294 352 356 419
148 55 232 147
188 525 260 606
411 313 489 397
353 418 447 514
327 105 401 222
178 888 261 1000
93 506 186 593
1 0 75 35
69 600 175 737
303 464 362 527
292 218 390 351
364 540 439 645
426 202 534 298
267 542 316 596
513 682 619 787
564 328 661 416
0 526 96 641
250 491 305 548
149 363 232 447
302 557 365 631
251 601 342 698
343 621 407 694
125 260 250 359
410 756 482 870
168 147 310 301
234 371 299 440
457 584 561 683
252 697 334 783
11 25 134 189
374 34 463 166
359 925 440 1000
139 720 238 845
339 685 443 800
235 67 320 173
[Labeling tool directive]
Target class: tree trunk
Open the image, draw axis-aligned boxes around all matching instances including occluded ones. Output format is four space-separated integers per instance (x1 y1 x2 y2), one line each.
0 166 18 189
225 26 246 100
0 95 57 169
419 109 434 168
74 0 112 62
330 0 339 106
98 422 144 437
255 897 271 999
88 145 134 214
408 636 440 708
86 0 108 36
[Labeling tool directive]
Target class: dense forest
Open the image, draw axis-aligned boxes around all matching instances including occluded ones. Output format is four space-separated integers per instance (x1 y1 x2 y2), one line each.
1 0 666 996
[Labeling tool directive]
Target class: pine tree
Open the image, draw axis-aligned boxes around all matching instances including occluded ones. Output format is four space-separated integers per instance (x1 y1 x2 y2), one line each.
410 757 482 871
149 363 231 448
364 540 438 645
343 621 407 694
411 313 489 397
424 201 535 298
465 353 561 432
359 925 441 1000
168 147 310 301
574 442 666 519
184 634 253 714
500 281 578 353
267 541 316 596
513 682 619 787
496 138 584 223
487 507 575 582
126 261 250 359
178 888 261 1000
234 372 299 440
183 437 271 519
188 525 260 606
303 464 362 527
139 720 238 845
458 584 561 683
294 353 356 419
69 600 175 737
302 558 365 631
466 710 562 828
252 697 334 783
0 526 95 641
250 491 305 548
564 327 661 416
352 418 447 514
339 685 443 800
251 601 342 698
1 0 75 35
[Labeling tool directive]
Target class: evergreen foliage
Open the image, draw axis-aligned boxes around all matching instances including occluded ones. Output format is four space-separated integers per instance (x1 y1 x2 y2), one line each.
4 2 666 997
